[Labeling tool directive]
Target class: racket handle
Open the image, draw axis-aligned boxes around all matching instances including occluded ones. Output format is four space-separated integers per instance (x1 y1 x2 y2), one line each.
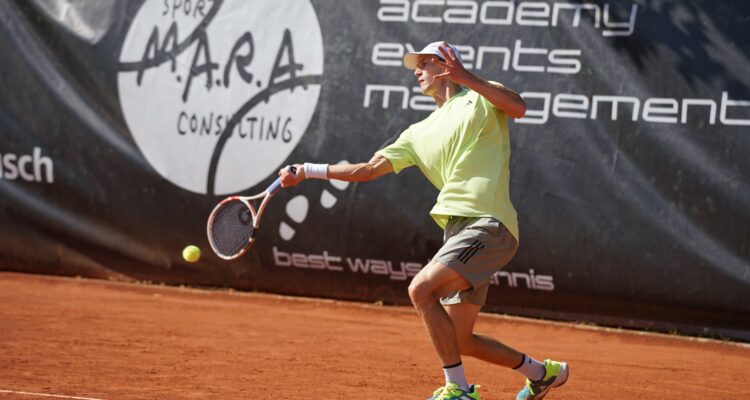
267 178 282 195
267 165 297 195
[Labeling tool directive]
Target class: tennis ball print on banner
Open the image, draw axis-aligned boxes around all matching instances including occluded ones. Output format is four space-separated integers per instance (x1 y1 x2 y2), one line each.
117 0 324 195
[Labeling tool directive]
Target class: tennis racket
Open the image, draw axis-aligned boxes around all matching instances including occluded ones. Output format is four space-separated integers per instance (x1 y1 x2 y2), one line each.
207 166 295 260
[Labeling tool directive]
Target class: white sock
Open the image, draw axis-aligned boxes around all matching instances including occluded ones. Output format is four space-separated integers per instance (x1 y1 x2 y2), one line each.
513 354 546 381
443 362 469 391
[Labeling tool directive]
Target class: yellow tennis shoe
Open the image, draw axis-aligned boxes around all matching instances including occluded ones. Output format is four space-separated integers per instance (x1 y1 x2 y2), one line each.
516 359 569 399
427 382 481 400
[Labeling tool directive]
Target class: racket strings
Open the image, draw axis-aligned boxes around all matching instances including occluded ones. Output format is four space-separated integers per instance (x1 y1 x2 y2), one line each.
209 200 255 258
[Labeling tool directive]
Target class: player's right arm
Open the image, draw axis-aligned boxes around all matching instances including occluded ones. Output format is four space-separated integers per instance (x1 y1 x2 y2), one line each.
279 154 394 187
328 154 393 182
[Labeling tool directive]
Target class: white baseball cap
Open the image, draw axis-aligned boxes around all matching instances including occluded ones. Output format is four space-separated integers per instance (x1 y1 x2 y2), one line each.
403 41 463 70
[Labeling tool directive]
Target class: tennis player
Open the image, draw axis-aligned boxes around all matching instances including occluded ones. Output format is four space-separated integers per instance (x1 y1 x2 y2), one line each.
279 41 568 400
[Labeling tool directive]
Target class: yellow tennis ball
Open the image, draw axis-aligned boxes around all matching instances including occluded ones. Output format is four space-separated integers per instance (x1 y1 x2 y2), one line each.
182 245 201 263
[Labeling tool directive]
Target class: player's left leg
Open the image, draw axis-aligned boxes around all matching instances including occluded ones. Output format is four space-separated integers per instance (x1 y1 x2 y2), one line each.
446 300 569 400
446 302 524 367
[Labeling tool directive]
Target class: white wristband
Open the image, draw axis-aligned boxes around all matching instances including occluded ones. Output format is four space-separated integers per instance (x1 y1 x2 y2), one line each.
303 163 329 180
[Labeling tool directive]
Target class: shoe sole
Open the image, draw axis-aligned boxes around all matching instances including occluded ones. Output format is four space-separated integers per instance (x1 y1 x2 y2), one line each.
536 362 569 399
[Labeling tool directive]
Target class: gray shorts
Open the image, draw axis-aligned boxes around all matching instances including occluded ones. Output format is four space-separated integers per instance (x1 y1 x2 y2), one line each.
433 217 518 306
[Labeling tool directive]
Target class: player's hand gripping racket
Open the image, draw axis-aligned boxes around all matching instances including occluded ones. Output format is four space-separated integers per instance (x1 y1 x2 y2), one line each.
207 166 296 260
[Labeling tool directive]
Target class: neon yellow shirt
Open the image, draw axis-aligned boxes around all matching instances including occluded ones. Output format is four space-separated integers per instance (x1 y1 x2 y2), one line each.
376 85 519 241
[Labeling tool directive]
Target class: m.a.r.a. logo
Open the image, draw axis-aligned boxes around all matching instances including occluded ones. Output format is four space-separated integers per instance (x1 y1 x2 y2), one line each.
118 0 323 195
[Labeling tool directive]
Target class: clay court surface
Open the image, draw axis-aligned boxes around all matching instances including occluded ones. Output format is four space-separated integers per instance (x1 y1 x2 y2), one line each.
1 272 749 399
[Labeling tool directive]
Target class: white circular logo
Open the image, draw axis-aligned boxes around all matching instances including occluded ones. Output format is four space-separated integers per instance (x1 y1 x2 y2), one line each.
118 0 323 195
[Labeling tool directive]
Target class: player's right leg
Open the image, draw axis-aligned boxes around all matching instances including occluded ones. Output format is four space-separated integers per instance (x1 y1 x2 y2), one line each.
409 261 482 400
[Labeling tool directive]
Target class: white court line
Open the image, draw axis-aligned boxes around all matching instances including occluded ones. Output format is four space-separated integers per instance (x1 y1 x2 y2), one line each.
0 389 104 400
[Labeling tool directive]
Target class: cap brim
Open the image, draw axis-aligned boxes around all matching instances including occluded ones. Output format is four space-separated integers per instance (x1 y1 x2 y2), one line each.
403 52 421 70
403 51 448 69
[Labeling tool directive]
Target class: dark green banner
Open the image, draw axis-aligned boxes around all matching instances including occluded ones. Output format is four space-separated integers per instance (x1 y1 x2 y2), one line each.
1 0 748 340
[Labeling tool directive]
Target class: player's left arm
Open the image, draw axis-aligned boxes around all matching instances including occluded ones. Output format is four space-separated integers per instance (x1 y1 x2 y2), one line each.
434 43 526 119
